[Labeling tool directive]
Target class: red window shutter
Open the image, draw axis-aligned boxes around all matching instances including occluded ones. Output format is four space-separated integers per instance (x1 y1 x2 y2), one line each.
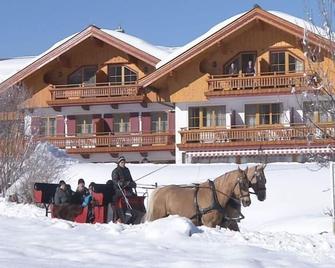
67 116 76 136
56 116 65 135
141 112 151 133
168 111 175 134
104 114 113 133
130 113 139 133
31 117 41 135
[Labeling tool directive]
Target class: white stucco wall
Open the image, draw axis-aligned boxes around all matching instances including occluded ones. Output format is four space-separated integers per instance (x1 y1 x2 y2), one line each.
175 94 305 163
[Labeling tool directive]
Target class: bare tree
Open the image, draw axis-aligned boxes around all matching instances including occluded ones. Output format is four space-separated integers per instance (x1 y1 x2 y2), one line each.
0 85 65 202
294 0 335 164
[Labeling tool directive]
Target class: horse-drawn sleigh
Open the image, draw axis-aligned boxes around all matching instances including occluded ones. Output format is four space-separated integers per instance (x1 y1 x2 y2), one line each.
33 164 266 230
33 182 146 224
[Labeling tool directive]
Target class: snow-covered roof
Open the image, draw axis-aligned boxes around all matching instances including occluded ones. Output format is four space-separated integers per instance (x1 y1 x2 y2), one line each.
101 29 176 61
0 9 328 86
156 10 327 69
156 12 246 68
0 28 177 85
0 56 38 83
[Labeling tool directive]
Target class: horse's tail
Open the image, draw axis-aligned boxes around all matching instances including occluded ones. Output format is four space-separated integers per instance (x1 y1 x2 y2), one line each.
144 188 159 222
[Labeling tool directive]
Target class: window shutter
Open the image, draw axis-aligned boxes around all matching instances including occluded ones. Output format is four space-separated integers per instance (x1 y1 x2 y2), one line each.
56 116 65 135
130 113 139 133
141 112 151 133
168 111 175 134
67 116 76 136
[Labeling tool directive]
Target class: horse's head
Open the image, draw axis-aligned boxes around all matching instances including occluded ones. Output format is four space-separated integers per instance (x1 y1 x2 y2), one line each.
247 164 267 201
234 167 251 207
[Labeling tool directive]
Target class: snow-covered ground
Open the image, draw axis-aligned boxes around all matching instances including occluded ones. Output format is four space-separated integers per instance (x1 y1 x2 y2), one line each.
1 162 335 267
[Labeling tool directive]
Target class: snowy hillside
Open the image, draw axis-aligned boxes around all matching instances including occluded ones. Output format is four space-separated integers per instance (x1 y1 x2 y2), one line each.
0 162 335 267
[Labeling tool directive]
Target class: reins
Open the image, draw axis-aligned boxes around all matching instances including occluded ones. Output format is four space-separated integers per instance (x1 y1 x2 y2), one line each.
134 164 169 182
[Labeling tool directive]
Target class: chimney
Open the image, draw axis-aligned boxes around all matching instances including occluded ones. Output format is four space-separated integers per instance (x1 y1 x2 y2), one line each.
115 26 125 33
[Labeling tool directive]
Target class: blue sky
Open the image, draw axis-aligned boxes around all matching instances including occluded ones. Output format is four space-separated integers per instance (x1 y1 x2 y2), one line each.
0 0 320 58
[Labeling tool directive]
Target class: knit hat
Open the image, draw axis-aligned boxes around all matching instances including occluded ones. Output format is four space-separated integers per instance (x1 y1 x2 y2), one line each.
117 156 126 164
78 178 85 185
59 180 66 186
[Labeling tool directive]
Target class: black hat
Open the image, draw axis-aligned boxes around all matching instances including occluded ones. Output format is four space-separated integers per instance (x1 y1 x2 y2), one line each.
59 180 66 186
117 156 126 164
78 178 85 185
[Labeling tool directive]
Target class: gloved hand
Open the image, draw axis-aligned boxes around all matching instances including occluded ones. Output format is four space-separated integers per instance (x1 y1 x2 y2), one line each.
129 181 136 188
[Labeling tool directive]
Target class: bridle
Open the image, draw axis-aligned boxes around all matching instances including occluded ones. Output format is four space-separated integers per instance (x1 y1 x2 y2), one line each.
249 167 266 195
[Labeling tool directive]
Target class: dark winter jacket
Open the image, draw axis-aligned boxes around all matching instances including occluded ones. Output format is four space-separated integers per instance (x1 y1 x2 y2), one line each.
112 166 136 191
54 186 72 205
71 187 89 205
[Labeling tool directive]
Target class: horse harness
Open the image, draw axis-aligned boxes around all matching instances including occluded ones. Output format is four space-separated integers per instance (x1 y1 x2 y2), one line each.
191 176 248 225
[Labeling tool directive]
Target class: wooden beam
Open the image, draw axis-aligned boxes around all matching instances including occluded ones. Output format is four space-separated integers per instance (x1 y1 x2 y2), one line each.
81 154 90 159
140 102 147 108
81 105 90 111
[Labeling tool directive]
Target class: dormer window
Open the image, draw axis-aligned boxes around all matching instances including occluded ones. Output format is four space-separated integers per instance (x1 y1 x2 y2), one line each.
108 65 137 85
270 51 303 73
68 65 97 85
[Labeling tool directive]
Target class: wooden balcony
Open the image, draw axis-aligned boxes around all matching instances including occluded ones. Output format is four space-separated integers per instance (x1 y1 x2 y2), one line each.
178 124 335 151
47 83 145 107
206 72 307 97
38 132 175 154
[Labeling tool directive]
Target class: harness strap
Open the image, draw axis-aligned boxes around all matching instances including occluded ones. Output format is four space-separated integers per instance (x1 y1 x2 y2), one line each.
193 184 202 225
191 180 226 225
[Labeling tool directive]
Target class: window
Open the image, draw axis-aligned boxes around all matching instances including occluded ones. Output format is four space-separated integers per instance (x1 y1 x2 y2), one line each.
270 51 304 73
151 112 168 132
289 55 304 72
113 114 130 133
245 103 283 126
76 115 93 135
108 65 137 85
40 117 56 136
68 65 98 85
189 107 200 129
303 101 335 123
270 52 285 73
224 52 256 75
189 106 226 129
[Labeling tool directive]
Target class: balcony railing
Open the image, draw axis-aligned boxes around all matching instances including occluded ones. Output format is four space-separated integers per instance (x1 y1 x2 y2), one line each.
47 82 144 106
178 124 335 149
206 72 307 97
38 132 175 154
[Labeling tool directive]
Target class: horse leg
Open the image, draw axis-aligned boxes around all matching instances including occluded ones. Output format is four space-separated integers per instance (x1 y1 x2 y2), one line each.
202 211 223 228
220 201 241 231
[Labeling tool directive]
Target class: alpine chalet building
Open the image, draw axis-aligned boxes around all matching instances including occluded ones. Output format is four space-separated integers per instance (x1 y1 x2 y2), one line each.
0 7 334 164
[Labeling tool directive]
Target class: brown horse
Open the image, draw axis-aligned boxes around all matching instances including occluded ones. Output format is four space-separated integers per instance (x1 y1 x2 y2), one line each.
222 164 267 231
52 204 83 221
145 167 251 228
